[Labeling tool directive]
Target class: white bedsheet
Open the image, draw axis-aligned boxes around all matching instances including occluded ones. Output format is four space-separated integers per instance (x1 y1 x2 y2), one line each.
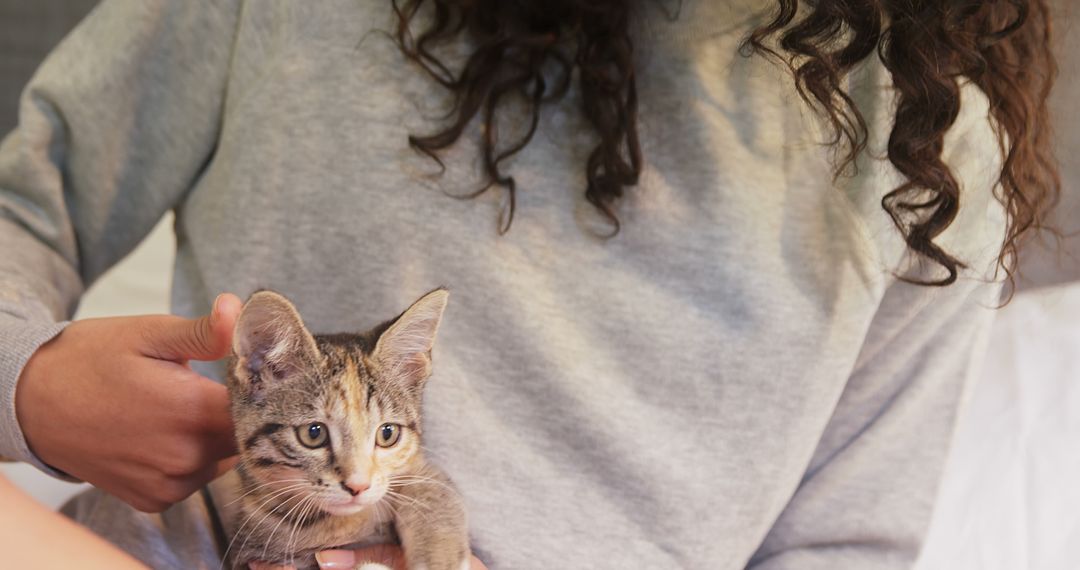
918 282 1080 570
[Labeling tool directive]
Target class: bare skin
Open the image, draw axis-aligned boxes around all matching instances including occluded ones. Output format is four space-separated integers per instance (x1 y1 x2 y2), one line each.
14 293 484 567
0 474 146 569
14 293 243 512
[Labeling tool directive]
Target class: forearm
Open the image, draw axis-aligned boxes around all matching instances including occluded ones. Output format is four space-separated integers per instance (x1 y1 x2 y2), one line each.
0 474 146 569
0 0 240 472
0 315 70 474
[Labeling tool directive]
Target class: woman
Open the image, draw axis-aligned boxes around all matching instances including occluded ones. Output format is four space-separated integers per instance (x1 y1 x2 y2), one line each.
0 0 1057 568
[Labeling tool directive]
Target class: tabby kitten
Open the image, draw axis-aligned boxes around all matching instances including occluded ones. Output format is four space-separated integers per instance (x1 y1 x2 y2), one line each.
224 289 469 570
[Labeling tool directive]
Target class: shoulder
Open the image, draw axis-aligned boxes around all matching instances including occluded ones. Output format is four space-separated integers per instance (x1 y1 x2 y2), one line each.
843 59 1007 284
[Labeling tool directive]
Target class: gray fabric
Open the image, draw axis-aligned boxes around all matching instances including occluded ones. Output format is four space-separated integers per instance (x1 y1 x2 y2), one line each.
1 1 1008 568
60 482 222 570
0 0 100 135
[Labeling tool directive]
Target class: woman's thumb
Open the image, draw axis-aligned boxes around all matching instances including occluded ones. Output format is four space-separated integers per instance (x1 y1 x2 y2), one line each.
143 293 243 362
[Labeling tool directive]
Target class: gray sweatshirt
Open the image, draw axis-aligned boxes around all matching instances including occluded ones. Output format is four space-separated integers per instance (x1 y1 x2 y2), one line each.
0 1 1007 568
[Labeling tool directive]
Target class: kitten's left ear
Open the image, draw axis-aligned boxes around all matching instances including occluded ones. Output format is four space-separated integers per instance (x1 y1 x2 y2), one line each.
371 288 449 388
231 291 320 397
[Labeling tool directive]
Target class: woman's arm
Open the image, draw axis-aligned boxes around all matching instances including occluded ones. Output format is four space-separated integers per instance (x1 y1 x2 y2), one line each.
0 0 241 507
0 474 146 569
747 73 1008 568
747 274 1002 569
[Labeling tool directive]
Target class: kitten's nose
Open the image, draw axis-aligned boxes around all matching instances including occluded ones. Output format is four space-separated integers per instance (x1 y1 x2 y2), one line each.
341 480 369 497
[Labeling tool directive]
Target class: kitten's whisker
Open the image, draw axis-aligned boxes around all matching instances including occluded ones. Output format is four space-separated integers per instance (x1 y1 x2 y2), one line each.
236 493 305 567
381 496 404 522
390 474 452 484
384 489 432 510
237 490 310 566
380 495 395 523
391 480 458 498
221 484 309 569
290 493 325 565
224 479 310 507
220 484 309 570
389 475 458 496
285 495 314 566
259 491 314 561
300 496 331 565
376 494 400 527
384 490 436 520
283 493 317 567
373 497 387 525
384 492 435 526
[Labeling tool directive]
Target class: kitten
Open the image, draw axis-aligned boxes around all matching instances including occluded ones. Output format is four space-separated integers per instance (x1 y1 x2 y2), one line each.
224 289 470 570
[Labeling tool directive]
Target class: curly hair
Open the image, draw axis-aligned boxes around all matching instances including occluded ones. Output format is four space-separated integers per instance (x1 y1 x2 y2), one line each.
392 0 1059 285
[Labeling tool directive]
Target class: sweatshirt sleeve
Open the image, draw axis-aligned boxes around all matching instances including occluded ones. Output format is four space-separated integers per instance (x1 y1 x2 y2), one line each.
746 73 1008 567
747 275 1002 569
0 0 241 476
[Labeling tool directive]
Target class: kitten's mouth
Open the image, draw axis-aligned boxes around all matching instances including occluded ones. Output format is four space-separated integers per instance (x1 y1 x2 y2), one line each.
321 490 384 516
322 501 368 516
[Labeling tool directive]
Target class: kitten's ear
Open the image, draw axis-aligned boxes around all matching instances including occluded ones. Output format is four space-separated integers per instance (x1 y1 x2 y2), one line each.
231 291 319 395
371 288 449 388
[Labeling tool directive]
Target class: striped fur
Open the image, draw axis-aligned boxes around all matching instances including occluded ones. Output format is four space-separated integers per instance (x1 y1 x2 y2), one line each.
224 289 468 570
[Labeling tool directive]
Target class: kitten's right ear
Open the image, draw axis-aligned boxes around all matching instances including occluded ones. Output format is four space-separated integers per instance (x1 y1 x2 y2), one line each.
370 288 449 389
231 291 319 396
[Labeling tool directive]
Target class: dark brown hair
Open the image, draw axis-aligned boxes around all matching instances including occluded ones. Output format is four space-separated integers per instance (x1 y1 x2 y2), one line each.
393 0 1059 285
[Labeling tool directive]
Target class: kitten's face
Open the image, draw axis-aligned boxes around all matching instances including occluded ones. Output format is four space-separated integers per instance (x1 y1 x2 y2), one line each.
227 290 448 517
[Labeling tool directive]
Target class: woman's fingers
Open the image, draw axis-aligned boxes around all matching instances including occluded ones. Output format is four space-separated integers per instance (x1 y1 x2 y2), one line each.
314 546 487 570
317 545 403 569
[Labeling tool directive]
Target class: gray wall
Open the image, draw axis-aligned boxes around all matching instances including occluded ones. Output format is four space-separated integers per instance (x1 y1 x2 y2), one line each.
0 0 99 134
1018 2 1080 289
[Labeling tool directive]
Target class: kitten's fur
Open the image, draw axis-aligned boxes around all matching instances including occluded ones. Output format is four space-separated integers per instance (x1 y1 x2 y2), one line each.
225 289 469 570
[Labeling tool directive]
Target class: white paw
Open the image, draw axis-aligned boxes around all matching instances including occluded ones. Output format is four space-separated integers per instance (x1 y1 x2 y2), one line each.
356 564 393 570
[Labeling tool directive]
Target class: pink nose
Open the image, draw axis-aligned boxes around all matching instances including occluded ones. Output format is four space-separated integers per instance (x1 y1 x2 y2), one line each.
341 480 369 497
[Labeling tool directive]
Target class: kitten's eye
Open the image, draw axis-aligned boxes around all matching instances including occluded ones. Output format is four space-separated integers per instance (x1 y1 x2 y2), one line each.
376 423 401 448
296 422 329 448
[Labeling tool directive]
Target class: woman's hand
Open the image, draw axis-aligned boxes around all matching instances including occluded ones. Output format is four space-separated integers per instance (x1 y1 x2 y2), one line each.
14 293 243 512
248 545 487 570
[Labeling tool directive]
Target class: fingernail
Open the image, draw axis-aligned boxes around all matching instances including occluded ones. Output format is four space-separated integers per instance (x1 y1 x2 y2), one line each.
316 549 356 569
210 294 226 328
